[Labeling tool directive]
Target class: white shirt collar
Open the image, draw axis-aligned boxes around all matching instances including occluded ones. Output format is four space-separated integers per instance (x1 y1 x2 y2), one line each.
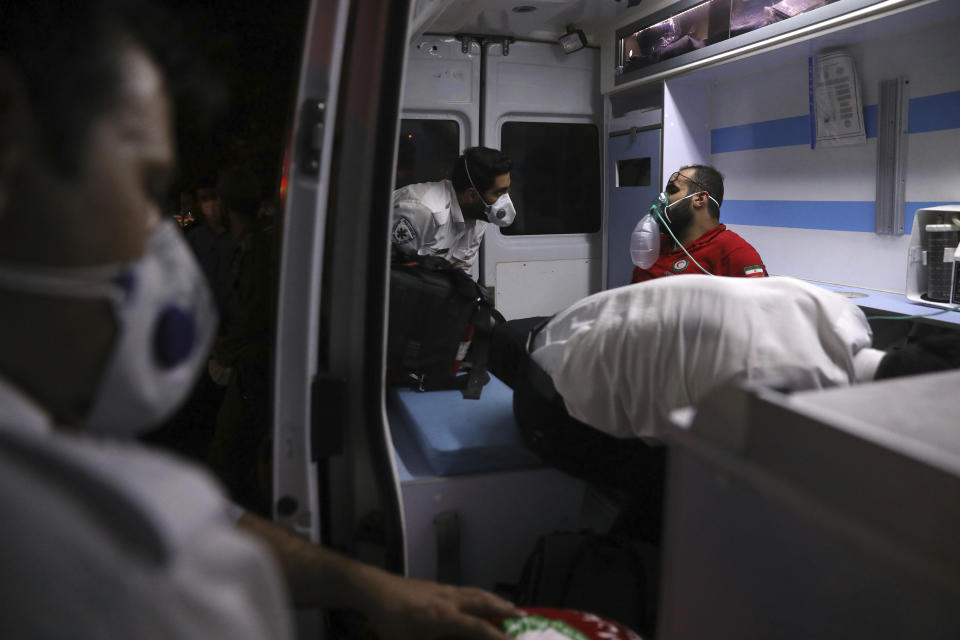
444 179 466 225
0 375 53 436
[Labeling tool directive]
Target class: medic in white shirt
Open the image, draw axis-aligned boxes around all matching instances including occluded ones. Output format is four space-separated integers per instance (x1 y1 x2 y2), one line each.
392 147 515 273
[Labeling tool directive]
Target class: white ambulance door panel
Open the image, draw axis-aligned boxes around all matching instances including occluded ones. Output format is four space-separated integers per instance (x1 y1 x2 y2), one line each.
273 0 349 546
482 42 602 320
607 128 661 289
275 0 411 583
400 36 481 151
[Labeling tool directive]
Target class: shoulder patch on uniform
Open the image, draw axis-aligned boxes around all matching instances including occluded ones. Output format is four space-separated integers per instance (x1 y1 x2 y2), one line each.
671 258 689 272
744 264 765 276
392 218 417 245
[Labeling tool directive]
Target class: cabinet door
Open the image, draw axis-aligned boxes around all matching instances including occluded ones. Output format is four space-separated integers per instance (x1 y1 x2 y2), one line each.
481 41 603 319
607 128 661 289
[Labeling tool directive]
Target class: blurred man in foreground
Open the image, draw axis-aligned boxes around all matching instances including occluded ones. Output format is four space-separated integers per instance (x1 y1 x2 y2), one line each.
0 2 517 638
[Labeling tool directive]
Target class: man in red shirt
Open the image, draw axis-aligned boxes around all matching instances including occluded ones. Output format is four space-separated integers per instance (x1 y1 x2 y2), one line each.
631 165 767 283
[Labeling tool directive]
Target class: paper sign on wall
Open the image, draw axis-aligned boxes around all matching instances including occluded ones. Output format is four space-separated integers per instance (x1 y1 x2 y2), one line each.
812 51 866 147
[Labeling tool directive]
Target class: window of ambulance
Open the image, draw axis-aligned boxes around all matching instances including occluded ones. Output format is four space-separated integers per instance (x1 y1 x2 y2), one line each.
395 119 460 189
499 121 601 236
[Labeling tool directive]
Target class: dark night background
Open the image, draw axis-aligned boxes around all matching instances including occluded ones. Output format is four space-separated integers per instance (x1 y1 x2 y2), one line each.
158 0 312 210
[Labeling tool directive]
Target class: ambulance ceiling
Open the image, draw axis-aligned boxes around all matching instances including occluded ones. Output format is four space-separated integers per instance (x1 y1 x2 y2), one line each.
421 0 638 46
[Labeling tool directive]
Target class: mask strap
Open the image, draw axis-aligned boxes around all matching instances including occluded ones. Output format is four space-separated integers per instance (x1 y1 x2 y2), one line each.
462 153 489 206
689 190 721 211
0 263 122 299
665 191 720 213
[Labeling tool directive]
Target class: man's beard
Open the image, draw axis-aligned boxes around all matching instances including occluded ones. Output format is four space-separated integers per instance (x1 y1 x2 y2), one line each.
661 197 693 239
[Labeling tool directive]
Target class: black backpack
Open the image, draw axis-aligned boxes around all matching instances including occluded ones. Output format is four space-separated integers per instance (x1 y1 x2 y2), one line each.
386 254 501 399
514 531 659 637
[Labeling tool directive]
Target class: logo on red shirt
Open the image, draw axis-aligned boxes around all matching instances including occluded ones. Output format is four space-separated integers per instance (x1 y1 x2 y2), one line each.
671 258 689 272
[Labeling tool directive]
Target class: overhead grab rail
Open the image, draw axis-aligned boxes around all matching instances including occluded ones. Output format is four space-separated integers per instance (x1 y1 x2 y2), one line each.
455 34 515 56
609 124 662 139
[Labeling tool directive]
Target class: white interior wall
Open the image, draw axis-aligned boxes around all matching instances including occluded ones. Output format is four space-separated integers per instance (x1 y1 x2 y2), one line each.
663 80 710 175
709 16 960 292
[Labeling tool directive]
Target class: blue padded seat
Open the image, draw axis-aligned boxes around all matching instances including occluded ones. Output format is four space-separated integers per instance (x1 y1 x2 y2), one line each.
388 374 542 476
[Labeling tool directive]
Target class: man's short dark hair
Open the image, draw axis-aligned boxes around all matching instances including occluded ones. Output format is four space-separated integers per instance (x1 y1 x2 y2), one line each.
451 147 512 194
0 1 216 178
217 166 261 219
680 164 724 219
875 333 960 380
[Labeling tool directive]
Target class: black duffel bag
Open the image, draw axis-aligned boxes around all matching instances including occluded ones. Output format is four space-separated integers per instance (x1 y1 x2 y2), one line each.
386 254 501 399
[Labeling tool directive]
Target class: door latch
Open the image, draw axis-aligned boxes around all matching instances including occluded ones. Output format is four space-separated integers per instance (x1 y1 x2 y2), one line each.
297 100 326 176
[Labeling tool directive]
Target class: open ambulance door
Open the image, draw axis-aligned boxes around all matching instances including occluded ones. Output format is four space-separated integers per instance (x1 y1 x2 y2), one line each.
272 0 410 593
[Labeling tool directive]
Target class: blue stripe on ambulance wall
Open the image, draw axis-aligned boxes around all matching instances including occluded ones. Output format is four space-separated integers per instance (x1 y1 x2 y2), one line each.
710 116 809 153
722 200 953 232
909 91 960 133
711 90 960 153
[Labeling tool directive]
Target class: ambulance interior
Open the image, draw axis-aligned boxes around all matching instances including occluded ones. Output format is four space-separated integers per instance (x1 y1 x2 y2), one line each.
274 1 960 636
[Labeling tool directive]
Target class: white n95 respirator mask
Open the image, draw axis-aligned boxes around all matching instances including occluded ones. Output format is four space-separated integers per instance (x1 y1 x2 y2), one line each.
0 220 216 436
484 193 517 227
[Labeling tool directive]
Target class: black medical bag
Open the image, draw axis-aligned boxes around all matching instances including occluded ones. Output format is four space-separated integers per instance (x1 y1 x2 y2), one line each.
386 254 501 399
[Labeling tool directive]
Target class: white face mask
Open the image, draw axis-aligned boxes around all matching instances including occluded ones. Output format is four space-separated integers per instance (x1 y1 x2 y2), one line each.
483 193 517 227
0 220 217 436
